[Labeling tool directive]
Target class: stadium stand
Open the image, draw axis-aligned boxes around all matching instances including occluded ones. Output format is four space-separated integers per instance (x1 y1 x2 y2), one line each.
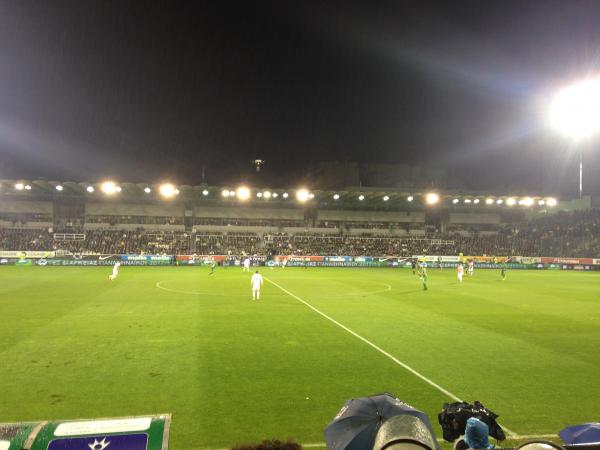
1 187 599 257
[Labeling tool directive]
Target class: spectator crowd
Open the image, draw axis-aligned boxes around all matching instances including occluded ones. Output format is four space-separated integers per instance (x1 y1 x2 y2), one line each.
1 210 599 258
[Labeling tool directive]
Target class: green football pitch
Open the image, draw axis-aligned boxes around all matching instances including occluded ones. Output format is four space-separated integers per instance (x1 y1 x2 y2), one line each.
1 266 599 450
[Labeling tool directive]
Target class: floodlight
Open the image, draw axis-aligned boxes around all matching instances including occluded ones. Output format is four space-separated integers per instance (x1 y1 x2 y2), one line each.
549 77 600 140
407 195 414 202
464 198 472 204
452 198 459 204
25 185 31 190
538 200 546 206
358 195 365 201
159 183 177 198
272 193 278 198
486 198 494 205
296 189 310 202
333 193 340 200
425 193 439 205
144 187 151 194
202 189 209 196
546 197 557 207
221 189 230 197
496 199 503 204
263 191 271 199
506 197 516 206
474 198 480 204
383 195 389 201
55 185 63 191
256 192 263 198
101 181 118 195
15 183 24 190
236 186 251 200
115 186 122 192
229 190 235 196
282 192 289 198
86 186 95 193
309 193 315 199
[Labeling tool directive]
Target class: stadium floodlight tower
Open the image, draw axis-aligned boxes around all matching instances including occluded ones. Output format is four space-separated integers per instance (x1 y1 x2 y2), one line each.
549 76 600 199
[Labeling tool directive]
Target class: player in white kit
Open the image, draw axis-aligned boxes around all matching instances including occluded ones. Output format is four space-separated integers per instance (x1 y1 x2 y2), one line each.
457 263 464 283
467 260 474 276
251 270 263 300
243 257 251 272
109 261 120 280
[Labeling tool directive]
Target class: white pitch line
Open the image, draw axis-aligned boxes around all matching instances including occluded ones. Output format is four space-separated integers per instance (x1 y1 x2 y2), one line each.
265 277 519 438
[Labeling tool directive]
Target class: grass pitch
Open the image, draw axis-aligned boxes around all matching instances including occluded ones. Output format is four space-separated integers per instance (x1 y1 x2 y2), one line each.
1 266 599 450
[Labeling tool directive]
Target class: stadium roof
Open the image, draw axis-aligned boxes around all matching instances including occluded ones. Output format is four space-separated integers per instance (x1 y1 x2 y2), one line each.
0 179 560 211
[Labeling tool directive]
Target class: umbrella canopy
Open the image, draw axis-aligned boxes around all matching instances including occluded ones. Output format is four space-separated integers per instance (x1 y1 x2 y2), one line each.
560 423 600 446
324 393 439 450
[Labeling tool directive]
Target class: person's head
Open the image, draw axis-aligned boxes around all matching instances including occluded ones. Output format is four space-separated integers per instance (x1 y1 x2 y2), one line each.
464 418 493 449
256 270 259 274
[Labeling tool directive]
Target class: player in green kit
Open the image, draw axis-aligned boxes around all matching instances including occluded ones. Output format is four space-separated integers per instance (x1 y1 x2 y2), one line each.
209 259 217 276
501 262 507 281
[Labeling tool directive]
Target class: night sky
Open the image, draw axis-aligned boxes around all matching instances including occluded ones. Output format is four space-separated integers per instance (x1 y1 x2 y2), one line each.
1 0 600 195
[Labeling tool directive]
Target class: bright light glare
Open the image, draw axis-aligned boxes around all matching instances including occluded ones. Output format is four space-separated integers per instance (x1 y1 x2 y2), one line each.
55 185 63 191
229 191 235 197
296 189 310 202
506 197 516 206
407 195 414 202
520 197 534 206
101 181 118 195
358 195 365 201
452 198 459 204
221 189 230 197
333 193 340 200
538 200 546 206
202 190 209 196
308 193 315 199
272 193 278 198
15 183 24 190
159 184 177 198
464 198 472 204
87 186 95 193
282 192 289 198
486 198 494 205
550 77 600 140
236 186 251 200
546 197 558 207
425 193 439 205
25 185 31 190
383 195 389 201
263 191 271 199
496 199 503 205
474 198 480 204
256 192 263 198
144 187 151 194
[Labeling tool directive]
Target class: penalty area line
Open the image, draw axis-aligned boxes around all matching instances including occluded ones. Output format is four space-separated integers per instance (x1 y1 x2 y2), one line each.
264 277 519 438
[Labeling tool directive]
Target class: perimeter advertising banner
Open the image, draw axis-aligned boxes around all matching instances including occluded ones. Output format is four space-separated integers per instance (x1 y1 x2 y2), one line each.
0 415 170 450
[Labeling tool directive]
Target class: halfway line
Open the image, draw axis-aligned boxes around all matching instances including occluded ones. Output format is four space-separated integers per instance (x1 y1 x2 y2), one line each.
264 277 518 438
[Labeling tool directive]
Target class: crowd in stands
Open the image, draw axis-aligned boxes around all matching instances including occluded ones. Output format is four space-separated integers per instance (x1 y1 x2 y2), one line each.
1 209 599 257
194 217 305 228
86 215 183 225
0 213 53 226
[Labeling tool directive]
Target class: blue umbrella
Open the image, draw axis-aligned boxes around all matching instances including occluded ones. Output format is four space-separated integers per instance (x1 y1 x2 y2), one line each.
324 393 439 450
560 423 600 446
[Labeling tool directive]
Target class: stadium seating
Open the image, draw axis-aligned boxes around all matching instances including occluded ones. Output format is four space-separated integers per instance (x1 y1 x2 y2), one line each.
1 209 599 257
